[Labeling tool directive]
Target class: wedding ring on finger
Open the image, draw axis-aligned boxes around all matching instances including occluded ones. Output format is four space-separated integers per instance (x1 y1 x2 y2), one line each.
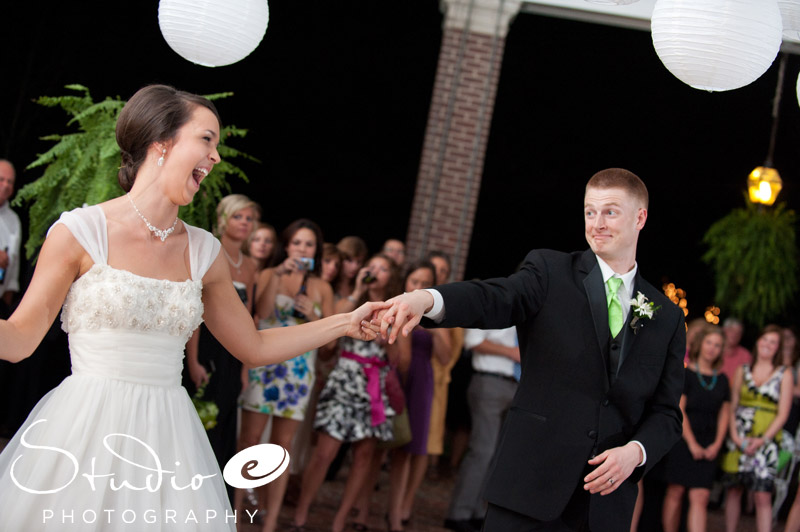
608 478 615 485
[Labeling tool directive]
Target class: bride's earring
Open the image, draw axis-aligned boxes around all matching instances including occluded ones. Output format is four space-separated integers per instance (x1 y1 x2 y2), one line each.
157 147 166 167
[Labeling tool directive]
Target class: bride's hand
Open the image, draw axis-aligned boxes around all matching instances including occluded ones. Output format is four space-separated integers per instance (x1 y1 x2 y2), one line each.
346 301 392 341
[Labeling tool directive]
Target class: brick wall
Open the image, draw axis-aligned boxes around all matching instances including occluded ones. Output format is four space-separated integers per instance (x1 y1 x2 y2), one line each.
405 0 520 281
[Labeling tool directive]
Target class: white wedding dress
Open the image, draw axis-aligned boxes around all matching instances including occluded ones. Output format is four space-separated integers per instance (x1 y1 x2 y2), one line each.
0 205 236 531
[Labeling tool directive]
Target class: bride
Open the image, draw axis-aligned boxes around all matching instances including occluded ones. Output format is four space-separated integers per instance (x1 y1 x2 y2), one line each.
0 84 384 531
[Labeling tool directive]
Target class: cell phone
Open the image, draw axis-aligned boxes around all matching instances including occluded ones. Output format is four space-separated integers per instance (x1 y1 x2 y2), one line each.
297 257 315 271
362 271 376 284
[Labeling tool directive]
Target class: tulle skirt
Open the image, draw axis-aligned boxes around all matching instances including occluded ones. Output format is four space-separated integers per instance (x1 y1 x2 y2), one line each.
0 373 236 531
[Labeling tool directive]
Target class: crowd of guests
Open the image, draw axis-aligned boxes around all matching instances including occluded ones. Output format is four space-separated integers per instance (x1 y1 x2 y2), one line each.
175 193 471 532
197 191 800 532
640 318 800 532
190 192 800 532
5 183 800 532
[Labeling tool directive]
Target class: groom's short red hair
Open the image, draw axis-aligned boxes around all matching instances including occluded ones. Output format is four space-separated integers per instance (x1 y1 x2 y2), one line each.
585 168 649 209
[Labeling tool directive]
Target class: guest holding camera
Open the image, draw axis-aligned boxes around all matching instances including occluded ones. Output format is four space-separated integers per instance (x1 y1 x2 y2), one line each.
238 218 334 532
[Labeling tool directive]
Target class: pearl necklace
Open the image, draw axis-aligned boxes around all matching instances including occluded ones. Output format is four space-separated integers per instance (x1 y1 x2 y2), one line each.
222 246 244 275
127 193 179 242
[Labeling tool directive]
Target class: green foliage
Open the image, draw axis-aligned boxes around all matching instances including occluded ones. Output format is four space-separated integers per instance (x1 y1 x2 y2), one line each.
702 200 798 328
192 373 219 431
13 85 256 260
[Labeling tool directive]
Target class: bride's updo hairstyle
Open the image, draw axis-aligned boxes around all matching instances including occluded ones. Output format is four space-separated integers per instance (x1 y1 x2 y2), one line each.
116 84 221 192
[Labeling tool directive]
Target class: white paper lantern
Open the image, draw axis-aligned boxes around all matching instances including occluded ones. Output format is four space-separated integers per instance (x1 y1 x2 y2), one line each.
651 0 782 92
797 71 800 108
158 0 269 67
779 0 800 39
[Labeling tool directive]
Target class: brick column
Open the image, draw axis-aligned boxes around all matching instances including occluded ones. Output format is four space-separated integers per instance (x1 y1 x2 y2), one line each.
405 0 521 281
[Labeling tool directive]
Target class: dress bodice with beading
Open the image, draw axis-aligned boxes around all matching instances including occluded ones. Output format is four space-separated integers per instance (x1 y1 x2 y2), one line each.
54 205 218 387
61 265 203 340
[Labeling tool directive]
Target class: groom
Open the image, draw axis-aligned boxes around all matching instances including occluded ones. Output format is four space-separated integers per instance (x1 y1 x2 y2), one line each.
380 168 685 531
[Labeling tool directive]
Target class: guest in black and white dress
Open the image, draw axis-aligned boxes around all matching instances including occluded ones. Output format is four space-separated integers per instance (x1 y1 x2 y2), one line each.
293 254 408 532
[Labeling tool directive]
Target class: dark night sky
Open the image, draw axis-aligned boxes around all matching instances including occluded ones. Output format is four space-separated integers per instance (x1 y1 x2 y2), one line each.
4 1 800 324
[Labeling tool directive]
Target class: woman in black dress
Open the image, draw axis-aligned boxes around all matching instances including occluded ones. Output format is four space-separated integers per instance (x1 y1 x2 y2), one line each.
662 325 730 532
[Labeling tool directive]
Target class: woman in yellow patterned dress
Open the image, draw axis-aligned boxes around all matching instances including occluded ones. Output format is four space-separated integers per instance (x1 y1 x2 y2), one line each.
722 324 793 532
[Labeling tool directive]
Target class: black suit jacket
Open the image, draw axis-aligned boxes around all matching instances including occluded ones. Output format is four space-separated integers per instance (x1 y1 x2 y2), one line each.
425 249 685 531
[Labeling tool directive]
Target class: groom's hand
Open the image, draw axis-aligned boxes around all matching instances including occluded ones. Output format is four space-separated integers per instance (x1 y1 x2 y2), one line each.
583 442 642 495
379 290 434 343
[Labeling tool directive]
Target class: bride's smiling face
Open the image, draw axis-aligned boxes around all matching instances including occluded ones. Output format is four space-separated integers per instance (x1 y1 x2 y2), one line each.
161 106 221 205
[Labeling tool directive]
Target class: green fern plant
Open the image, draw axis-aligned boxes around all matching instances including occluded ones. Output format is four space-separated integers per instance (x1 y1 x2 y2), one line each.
702 199 798 328
13 84 256 259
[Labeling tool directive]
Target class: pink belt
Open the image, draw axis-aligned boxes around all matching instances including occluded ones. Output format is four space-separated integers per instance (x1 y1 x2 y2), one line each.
341 350 388 426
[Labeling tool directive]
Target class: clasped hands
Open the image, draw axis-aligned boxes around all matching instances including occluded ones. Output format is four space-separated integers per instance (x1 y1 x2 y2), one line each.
353 290 431 342
361 290 433 344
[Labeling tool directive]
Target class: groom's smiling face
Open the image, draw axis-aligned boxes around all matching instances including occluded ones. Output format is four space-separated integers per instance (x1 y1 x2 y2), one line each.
583 186 647 266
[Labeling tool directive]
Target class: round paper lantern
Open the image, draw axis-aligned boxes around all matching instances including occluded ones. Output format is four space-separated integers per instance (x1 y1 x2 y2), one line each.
797 71 800 108
158 0 269 67
651 0 782 92
779 0 800 39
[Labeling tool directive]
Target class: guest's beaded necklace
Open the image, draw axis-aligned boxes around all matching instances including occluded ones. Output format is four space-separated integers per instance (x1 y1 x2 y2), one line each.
696 366 718 391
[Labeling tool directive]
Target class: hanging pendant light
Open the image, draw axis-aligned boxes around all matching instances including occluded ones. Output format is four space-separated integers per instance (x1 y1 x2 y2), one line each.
651 0 782 92
158 0 269 67
748 54 787 207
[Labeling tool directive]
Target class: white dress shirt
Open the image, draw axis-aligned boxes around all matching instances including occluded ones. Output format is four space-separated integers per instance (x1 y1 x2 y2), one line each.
464 326 518 377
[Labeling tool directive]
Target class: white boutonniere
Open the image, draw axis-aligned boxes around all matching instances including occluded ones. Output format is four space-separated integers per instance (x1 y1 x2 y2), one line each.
629 291 661 334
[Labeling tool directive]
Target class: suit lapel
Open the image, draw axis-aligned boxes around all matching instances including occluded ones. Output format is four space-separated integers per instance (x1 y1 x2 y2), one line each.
580 250 610 390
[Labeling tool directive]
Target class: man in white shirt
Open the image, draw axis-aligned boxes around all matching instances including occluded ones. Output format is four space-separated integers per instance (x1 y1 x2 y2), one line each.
445 326 518 531
0 160 20 313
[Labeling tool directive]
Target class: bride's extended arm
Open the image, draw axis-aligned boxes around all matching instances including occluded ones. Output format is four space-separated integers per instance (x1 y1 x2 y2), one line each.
0 225 85 363
202 253 386 366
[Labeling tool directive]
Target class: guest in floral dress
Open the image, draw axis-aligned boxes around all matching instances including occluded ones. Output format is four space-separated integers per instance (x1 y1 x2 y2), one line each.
237 218 334 532
722 324 793 532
